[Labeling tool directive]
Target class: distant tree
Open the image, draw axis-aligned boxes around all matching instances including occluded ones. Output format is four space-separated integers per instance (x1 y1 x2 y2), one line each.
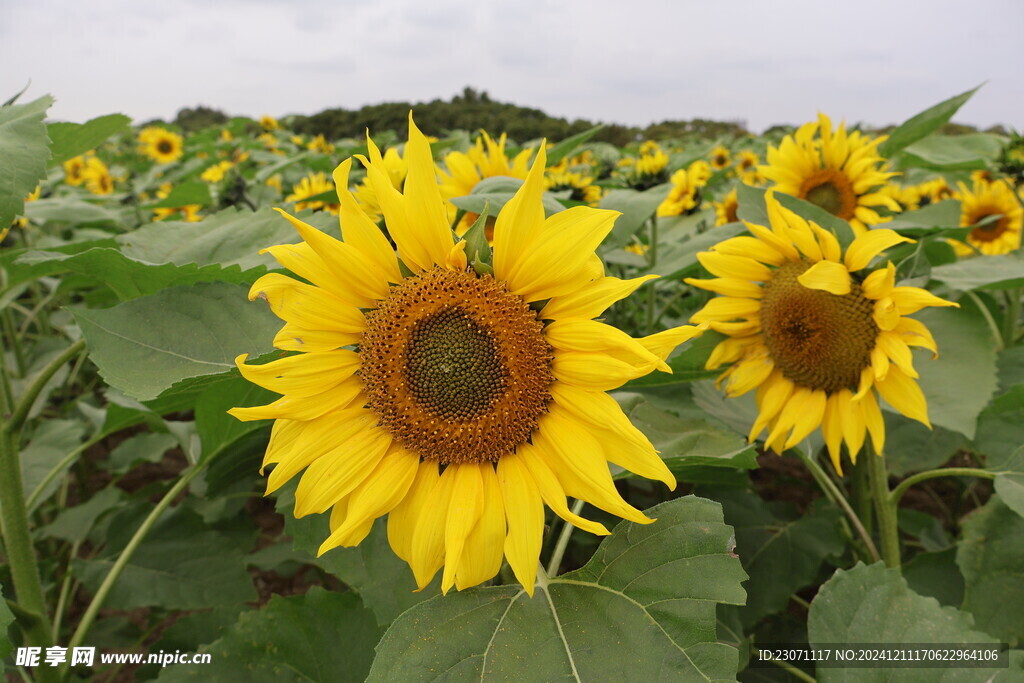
175 106 229 132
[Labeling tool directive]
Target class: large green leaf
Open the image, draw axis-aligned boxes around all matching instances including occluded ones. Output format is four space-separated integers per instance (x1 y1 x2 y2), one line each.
0 94 52 228
24 197 126 227
157 589 381 682
974 385 1024 466
809 562 1016 682
276 485 440 626
930 253 1024 291
47 113 131 165
368 496 747 681
74 509 256 611
878 87 980 158
195 375 275 460
144 180 213 209
15 247 262 300
957 495 1024 645
910 305 998 439
903 548 965 608
601 185 673 246
900 134 1003 172
884 200 964 237
449 176 565 217
883 412 967 476
991 446 1024 519
714 489 843 628
71 282 280 401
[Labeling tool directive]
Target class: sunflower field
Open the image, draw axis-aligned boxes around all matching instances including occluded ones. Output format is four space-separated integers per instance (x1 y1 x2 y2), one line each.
2 85 1024 682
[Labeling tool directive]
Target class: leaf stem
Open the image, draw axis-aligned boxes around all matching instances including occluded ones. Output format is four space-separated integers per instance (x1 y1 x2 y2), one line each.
2 308 27 376
65 459 210 659
546 498 585 577
7 339 86 435
964 290 1004 350
795 448 880 564
888 467 995 507
764 657 817 683
25 434 102 512
868 449 900 568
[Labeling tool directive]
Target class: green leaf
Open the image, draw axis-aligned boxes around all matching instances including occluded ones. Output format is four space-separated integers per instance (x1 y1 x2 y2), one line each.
645 223 746 279
903 548 965 608
883 412 967 476
450 176 565 217
157 589 381 683
809 562 1014 682
930 253 1024 291
195 375 275 460
624 330 724 387
714 490 843 628
21 419 85 507
37 486 124 542
997 346 1024 394
23 196 126 227
884 200 964 237
900 134 1003 172
879 86 981 158
974 386 1024 466
71 282 280 401
117 206 335 272
0 94 52 228
462 200 493 275
107 432 178 473
991 446 1024 519
957 495 1024 644
144 180 213 209
600 185 673 246
911 305 998 439
368 496 747 682
276 485 439 626
546 125 604 166
14 247 262 301
47 113 131 165
73 509 257 611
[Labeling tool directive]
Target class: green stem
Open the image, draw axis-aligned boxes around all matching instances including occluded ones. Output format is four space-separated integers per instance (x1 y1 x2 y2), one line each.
25 434 102 512
2 309 27 376
0 429 53 652
764 657 817 683
546 498 585 577
889 467 995 507
7 339 85 435
796 449 880 564
66 460 209 658
790 594 811 610
868 449 900 568
51 541 81 641
1003 288 1021 347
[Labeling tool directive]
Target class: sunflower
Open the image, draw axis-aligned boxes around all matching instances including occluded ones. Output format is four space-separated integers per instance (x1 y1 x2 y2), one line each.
760 114 899 234
138 127 184 164
260 115 280 131
710 145 731 171
735 150 765 185
687 191 957 474
230 114 706 595
200 161 234 183
948 179 1023 256
354 147 407 223
917 177 957 205
625 142 669 189
545 167 603 206
82 157 114 196
657 161 710 217
307 134 336 155
714 188 740 226
286 172 340 214
152 182 202 222
63 155 88 186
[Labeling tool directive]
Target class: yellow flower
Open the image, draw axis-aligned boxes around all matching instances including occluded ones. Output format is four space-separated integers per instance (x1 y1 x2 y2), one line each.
760 114 899 234
735 150 765 185
627 142 669 188
710 145 731 171
714 188 740 226
355 147 407 223
82 157 114 195
917 177 957 205
3 186 42 239
545 168 603 206
266 174 283 192
258 133 279 149
260 115 280 131
230 114 706 595
286 172 339 214
138 127 185 164
307 134 335 155
220 129 234 142
948 179 1023 256
687 191 957 474
290 135 305 146
63 155 88 186
200 161 234 183
152 183 202 222
657 161 711 217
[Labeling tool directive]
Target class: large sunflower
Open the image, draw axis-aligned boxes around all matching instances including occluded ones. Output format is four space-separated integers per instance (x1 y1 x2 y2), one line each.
687 192 956 474
230 115 705 595
949 178 1023 256
286 172 340 214
138 127 184 164
760 114 899 235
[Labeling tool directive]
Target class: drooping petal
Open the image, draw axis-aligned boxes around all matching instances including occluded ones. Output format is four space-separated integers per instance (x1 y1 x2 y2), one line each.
441 464 484 594
388 460 439 563
797 259 852 295
455 463 506 591
844 230 912 271
540 275 656 321
497 454 545 596
234 350 360 398
875 366 931 427
516 443 609 536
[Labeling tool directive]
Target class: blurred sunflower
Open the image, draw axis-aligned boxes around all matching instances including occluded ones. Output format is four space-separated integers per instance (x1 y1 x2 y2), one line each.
735 150 765 185
626 142 669 189
710 145 731 171
917 177 957 205
200 160 234 183
355 147 407 223
220 129 234 142
657 161 710 217
82 157 114 195
545 166 603 206
63 155 88 186
714 188 739 226
760 114 899 234
230 114 706 595
307 134 335 155
287 172 340 214
948 179 1023 256
687 191 956 474
260 115 280 131
152 182 202 222
138 127 184 164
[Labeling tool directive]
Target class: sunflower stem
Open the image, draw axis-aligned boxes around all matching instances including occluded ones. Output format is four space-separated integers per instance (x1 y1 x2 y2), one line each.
964 290 1004 351
546 498 585 577
868 448 900 568
65 459 209 663
889 467 995 507
763 657 817 683
797 449 880 564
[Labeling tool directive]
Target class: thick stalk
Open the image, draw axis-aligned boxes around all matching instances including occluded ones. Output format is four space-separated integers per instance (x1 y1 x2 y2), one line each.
868 449 900 568
546 498 585 577
889 467 995 506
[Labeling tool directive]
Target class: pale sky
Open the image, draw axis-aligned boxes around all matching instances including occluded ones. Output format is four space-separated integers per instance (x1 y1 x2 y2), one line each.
2 0 1022 133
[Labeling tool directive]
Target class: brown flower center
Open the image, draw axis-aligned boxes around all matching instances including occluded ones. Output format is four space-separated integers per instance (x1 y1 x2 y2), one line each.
799 168 857 220
968 209 1011 243
760 260 877 393
360 267 552 463
157 140 173 154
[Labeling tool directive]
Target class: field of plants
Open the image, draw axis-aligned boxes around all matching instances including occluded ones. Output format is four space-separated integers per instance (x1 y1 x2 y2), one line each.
2 85 1024 682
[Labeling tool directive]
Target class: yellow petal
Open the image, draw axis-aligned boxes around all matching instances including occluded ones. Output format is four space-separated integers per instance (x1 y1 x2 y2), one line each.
551 351 654 391
493 145 547 283
637 324 709 364
685 277 764 298
797 260 851 295
698 251 772 281
873 297 900 331
248 273 365 335
331 158 402 283
455 463 506 591
402 113 455 267
690 297 761 323
784 389 827 449
540 275 656 321
877 331 918 379
497 454 545 596
516 443 609 536
441 464 484 594
229 379 361 422
293 426 392 516
875 367 931 427
890 287 959 315
234 350 359 398
822 393 845 475
545 320 661 368
264 410 373 493
388 460 439 563
844 229 912 271
835 389 865 460
273 324 358 353
861 391 886 454
861 262 896 300
409 464 456 590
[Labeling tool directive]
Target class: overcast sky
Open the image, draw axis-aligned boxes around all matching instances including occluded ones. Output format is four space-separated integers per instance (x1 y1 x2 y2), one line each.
2 0 1022 133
